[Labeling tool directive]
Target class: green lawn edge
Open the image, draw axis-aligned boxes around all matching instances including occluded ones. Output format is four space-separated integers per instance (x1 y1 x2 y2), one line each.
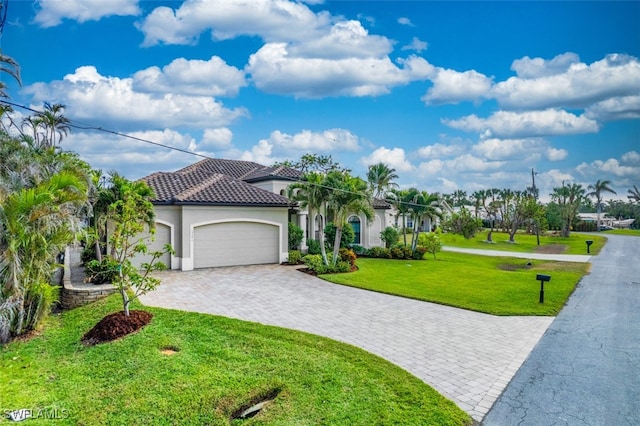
320 252 590 316
0 295 471 426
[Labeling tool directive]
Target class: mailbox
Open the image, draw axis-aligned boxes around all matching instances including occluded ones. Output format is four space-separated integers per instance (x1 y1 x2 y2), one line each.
586 240 593 254
536 274 551 303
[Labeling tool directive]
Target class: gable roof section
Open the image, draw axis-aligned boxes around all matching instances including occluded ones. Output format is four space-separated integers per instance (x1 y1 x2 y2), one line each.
142 168 291 207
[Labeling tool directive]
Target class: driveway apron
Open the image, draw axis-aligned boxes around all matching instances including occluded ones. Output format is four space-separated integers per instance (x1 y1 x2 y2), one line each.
141 262 553 422
483 234 640 425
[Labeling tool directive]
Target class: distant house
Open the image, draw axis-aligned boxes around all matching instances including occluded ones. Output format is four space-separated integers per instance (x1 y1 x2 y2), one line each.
137 158 394 271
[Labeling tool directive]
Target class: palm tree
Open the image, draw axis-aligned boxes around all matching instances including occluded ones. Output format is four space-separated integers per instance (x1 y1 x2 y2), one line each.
452 190 468 207
34 103 71 147
551 182 585 237
288 172 331 265
408 191 442 251
628 184 640 204
387 188 418 247
325 170 373 266
0 52 21 99
367 162 399 199
470 190 484 219
587 179 617 231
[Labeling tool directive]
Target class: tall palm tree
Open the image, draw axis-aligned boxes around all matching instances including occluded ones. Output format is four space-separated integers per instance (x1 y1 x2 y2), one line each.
387 187 418 247
587 179 617 231
409 191 442 251
367 162 399 199
628 184 640 204
551 182 585 237
34 103 71 147
325 170 373 266
452 190 468 207
288 172 331 265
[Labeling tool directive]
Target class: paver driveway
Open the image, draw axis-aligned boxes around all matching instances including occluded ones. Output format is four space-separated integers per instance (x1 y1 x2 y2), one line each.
140 264 553 422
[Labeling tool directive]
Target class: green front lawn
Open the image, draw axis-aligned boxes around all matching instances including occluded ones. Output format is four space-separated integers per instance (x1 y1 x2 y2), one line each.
0 296 470 426
438 231 606 255
600 228 640 236
321 253 590 316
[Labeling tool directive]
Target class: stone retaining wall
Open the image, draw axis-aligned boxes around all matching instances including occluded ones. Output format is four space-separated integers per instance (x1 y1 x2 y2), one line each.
61 246 117 309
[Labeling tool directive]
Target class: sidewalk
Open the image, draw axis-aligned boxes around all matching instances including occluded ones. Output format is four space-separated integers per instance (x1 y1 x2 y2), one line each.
442 246 592 263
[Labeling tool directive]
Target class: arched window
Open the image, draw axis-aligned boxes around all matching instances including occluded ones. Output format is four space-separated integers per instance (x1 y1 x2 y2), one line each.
348 216 361 245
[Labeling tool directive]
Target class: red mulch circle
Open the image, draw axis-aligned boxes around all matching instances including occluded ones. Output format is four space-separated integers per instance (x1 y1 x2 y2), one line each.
82 310 153 346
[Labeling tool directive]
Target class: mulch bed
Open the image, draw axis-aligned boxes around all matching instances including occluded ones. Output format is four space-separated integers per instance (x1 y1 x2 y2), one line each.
81 310 153 346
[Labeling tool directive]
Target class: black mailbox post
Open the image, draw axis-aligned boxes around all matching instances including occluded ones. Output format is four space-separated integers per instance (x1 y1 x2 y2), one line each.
536 274 551 303
586 240 593 254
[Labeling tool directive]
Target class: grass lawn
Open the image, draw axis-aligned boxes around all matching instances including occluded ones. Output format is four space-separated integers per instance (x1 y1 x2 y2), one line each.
321 253 590 316
0 296 470 426
600 229 640 237
437 231 606 255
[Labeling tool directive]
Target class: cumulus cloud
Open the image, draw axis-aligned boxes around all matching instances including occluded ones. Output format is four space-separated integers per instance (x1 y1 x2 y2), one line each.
34 0 140 27
59 129 197 178
266 128 360 152
239 139 277 165
493 53 640 110
132 56 247 97
401 37 428 53
247 44 433 97
200 128 233 150
361 147 414 172
510 52 580 78
472 138 554 161
417 143 464 159
137 0 330 46
397 17 414 26
577 158 640 179
621 151 640 165
585 95 640 121
443 109 599 138
421 68 493 105
546 147 568 161
23 66 247 130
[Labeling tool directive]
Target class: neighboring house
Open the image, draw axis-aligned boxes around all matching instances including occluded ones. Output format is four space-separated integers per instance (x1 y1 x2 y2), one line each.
136 158 395 271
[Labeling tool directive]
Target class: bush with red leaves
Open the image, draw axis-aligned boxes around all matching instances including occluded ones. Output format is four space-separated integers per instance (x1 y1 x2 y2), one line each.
82 310 153 346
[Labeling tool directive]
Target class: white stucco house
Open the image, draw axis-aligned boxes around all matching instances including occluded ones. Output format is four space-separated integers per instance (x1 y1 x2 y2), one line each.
137 158 395 271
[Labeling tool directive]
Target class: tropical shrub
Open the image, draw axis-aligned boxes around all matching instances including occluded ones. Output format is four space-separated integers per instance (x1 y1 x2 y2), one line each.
303 254 327 274
288 222 304 250
412 246 428 260
324 222 355 249
390 244 413 260
443 208 483 239
335 261 352 273
85 257 120 284
367 247 392 259
338 248 357 269
380 226 400 248
350 244 367 256
307 239 321 255
287 250 302 265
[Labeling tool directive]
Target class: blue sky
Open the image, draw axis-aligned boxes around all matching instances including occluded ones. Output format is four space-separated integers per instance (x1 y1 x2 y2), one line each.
3 0 639 201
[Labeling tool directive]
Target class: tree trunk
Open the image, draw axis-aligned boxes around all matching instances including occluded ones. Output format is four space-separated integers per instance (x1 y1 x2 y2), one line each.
486 218 494 242
94 241 102 262
120 287 130 316
402 214 408 247
332 226 342 266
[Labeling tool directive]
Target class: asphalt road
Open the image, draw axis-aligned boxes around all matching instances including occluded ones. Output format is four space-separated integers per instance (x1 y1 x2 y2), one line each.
483 234 640 425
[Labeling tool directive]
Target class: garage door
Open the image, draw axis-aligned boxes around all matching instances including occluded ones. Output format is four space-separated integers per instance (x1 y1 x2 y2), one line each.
131 223 171 269
194 221 279 269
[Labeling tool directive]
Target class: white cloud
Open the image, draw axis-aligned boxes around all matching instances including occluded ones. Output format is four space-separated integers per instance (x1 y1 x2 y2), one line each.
473 138 552 161
34 0 140 27
267 128 360 152
247 44 433 97
287 20 393 59
621 151 640 165
397 17 414 27
23 66 248 130
585 95 640 121
200 128 233 150
510 52 580 78
493 53 640 109
417 143 464 159
401 37 428 53
421 68 493 105
443 109 599 138
445 154 506 173
239 139 277 165
137 0 330 46
546 147 568 162
361 147 414 172
132 56 246 97
59 129 197 178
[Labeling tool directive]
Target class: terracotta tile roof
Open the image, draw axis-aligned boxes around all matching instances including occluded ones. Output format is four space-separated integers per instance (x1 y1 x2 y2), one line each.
141 167 291 206
176 158 301 182
373 197 391 209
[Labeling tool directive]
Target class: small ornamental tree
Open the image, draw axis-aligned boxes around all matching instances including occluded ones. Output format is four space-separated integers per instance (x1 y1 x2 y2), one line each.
380 226 400 248
418 232 442 260
288 222 304 250
443 208 483 239
106 179 173 316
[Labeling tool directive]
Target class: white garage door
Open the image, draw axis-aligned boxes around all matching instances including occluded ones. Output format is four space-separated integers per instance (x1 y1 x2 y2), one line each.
194 221 279 269
131 223 171 269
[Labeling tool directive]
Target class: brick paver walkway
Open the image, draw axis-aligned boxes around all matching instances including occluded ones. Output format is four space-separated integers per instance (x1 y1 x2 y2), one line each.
140 264 553 421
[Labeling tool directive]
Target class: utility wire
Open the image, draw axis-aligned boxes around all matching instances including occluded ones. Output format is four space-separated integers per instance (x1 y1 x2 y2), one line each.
1 99 446 210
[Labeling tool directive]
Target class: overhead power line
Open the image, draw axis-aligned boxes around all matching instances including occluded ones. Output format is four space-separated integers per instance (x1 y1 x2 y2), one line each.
0 99 445 210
